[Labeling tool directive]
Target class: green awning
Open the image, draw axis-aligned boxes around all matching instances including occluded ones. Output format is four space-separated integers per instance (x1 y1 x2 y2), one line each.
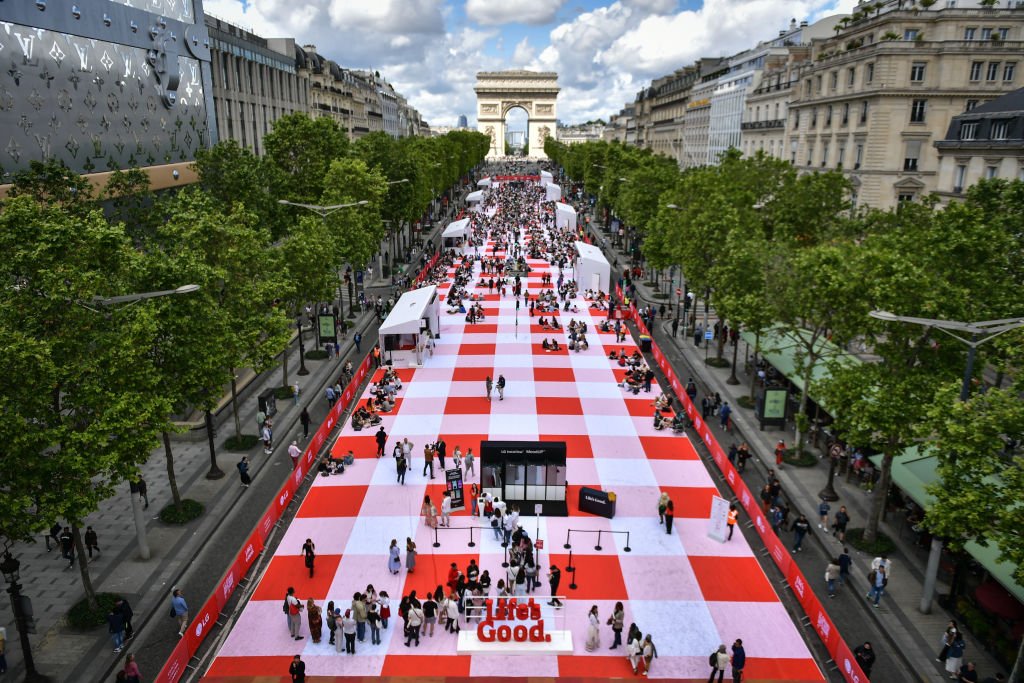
868 449 1024 605
740 327 860 414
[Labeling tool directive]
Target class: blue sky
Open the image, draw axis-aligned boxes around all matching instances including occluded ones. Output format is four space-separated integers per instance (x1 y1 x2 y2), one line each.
204 0 853 127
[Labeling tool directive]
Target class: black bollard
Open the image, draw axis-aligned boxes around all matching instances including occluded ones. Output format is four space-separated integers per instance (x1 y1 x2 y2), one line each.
569 566 578 591
564 529 572 550
566 550 575 573
468 526 476 548
433 525 440 549
594 530 603 552
623 531 632 553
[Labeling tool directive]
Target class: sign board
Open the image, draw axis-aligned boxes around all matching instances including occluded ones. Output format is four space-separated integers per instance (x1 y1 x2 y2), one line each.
578 486 616 518
762 388 788 420
318 314 337 343
704 329 714 340
707 495 731 542
446 468 465 511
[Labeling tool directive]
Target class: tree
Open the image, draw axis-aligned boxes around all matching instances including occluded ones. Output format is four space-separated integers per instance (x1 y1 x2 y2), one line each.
100 168 158 244
193 139 286 239
0 196 170 606
7 158 92 213
321 158 388 276
263 113 349 205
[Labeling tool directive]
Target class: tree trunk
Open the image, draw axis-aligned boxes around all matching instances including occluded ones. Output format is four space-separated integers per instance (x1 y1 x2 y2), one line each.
750 332 761 401
230 370 242 438
727 334 740 384
71 524 98 609
864 448 895 544
282 343 290 390
794 366 813 455
716 324 727 360
163 431 182 506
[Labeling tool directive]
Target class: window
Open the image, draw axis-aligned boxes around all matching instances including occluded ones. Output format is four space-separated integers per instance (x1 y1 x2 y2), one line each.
807 142 815 166
1004 62 1016 81
848 68 856 86
822 141 830 167
964 27 976 40
970 61 983 81
842 102 850 125
910 62 926 82
999 27 1009 40
987 61 1000 81
966 99 979 111
865 63 875 84
898 192 916 203
811 107 818 127
861 100 869 124
981 28 992 40
985 165 998 179
830 71 838 90
791 140 798 164
855 143 864 169
910 99 927 123
838 144 846 167
960 122 978 140
826 105 833 127
793 111 800 129
903 140 921 171
904 29 919 41
816 75 823 93
954 164 967 192
991 120 1010 139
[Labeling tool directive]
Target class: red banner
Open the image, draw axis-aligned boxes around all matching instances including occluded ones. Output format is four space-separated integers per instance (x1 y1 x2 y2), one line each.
154 641 190 683
183 593 221 654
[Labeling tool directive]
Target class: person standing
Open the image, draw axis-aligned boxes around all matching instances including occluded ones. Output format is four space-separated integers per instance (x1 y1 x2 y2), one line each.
854 642 875 677
288 440 302 469
171 588 189 637
367 602 382 644
440 491 452 527
642 634 658 676
464 447 475 477
727 504 739 541
137 478 149 509
608 601 624 649
388 539 401 575
59 526 75 569
375 426 388 457
237 456 252 488
396 453 407 484
825 559 840 598
300 407 311 439
945 635 967 678
732 639 746 683
406 537 418 574
288 654 305 682
106 605 126 653
302 539 316 578
422 497 437 529
657 493 669 525
818 498 831 529
307 598 323 644
774 440 786 469
585 605 600 651
325 386 337 408
422 444 435 479
436 438 447 470
664 499 675 535
627 633 642 675
84 526 100 559
709 644 729 683
719 401 731 430
867 566 887 607
405 602 423 647
341 610 357 654
833 505 850 542
122 653 141 683
497 374 506 400
262 421 274 454
353 331 362 354
352 592 367 643
938 620 959 662
485 375 493 401
838 547 852 586
548 565 562 606
115 598 135 640
791 514 811 552
285 587 304 640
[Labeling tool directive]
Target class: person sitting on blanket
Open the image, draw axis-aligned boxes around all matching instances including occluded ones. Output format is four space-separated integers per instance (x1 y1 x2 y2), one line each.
550 339 561 351
653 411 667 431
541 338 551 351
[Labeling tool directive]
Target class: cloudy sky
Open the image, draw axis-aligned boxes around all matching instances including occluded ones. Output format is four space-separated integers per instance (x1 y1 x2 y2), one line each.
204 0 856 127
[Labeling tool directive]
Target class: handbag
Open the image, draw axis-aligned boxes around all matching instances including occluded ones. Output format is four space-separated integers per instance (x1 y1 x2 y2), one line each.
169 604 177 618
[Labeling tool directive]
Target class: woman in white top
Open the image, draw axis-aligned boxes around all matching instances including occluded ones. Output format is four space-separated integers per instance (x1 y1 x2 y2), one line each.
627 636 642 674
585 605 600 651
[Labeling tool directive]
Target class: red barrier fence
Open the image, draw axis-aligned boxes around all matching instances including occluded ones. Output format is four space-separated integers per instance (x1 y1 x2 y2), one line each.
154 353 375 683
631 310 868 683
491 175 540 182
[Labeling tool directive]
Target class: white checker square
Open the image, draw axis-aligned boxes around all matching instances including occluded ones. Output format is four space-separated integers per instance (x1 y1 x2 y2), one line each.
594 457 658 488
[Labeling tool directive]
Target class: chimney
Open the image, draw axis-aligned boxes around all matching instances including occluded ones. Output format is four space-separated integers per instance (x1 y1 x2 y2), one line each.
800 20 808 27
790 18 797 29
303 44 317 53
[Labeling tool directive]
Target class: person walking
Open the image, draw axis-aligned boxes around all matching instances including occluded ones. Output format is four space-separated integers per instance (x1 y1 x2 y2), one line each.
375 426 388 457
727 504 739 541
548 565 562 606
945 635 967 678
288 440 302 469
825 559 841 598
171 588 189 637
352 592 367 642
496 374 506 400
237 456 252 488
719 401 731 430
422 443 435 479
46 522 61 552
406 538 417 574
285 587 304 640
422 496 437 529
59 526 75 569
302 538 316 578
115 598 135 640
608 601 624 649
300 407 311 439
435 438 447 470
791 514 811 552
83 526 100 560
838 547 852 586
353 331 362 354
664 499 675 534
396 453 407 484
867 565 887 607
627 633 642 675
774 440 786 469
440 491 452 527
106 605 126 653
708 644 729 683
853 641 875 677
818 498 831 529
388 539 401 574
657 492 669 525
122 653 141 683
642 634 658 676
485 375 493 401
325 386 337 408
307 598 323 644
289 654 306 682
833 505 850 542
137 478 149 509
341 609 357 654
732 639 746 683
585 605 600 651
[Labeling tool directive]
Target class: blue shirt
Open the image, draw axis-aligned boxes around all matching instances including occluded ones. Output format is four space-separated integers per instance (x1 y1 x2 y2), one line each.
731 645 746 669
172 595 188 616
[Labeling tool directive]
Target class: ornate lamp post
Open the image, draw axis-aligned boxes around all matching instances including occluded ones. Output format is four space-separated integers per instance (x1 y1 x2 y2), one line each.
1 552 48 681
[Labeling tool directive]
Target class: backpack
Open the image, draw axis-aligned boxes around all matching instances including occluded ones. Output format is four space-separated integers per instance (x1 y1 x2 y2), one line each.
867 569 877 584
709 652 718 667
283 597 289 614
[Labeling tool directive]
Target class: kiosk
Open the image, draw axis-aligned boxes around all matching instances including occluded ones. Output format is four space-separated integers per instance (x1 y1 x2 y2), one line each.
442 218 471 253
466 190 485 211
480 441 568 516
574 240 610 292
545 183 561 202
378 285 441 367
554 202 577 230
477 177 492 188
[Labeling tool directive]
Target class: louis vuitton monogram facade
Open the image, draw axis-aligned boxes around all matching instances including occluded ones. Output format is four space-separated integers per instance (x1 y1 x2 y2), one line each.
0 0 216 188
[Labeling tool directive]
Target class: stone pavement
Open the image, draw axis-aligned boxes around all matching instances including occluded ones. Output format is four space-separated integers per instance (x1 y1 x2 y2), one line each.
0 198 462 683
588 218 1006 682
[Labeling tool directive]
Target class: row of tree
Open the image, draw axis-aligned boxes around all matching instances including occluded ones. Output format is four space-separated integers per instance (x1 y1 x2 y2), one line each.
545 139 1024 594
0 115 489 607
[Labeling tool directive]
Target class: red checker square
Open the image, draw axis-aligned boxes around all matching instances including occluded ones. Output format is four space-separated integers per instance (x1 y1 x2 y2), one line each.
623 398 658 417
611 368 629 382
452 367 494 382
424 483 473 517
589 308 610 317
659 486 719 518
204 655 294 679
535 397 584 415
533 344 568 356
640 436 699 460
480 307 500 317
565 485 601 515
689 555 779 602
747 657 827 682
533 366 576 382
331 435 379 459
458 342 496 356
557 655 635 678
464 323 499 334
252 554 342 601
482 294 500 301
296 485 368 518
530 324 557 334
541 434 593 458
382 654 471 677
546 554 627 600
444 396 493 415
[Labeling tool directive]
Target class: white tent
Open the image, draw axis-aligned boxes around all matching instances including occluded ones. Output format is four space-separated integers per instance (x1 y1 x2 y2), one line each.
466 190 485 204
379 285 441 367
574 240 611 293
477 177 492 187
442 217 472 251
545 183 562 201
539 170 554 185
555 202 577 230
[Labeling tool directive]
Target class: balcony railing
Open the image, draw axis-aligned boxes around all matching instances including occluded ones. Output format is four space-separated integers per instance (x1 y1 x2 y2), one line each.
741 119 785 131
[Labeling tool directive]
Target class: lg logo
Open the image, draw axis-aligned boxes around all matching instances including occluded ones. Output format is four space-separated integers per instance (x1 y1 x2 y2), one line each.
279 491 289 507
193 612 212 638
844 657 862 682
244 544 256 563
793 575 805 598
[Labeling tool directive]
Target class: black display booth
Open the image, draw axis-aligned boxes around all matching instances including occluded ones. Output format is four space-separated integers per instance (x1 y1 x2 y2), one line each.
480 440 568 516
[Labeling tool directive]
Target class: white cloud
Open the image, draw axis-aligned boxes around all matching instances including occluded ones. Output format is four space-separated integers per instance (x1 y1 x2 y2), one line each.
466 0 566 26
621 0 678 12
512 37 536 65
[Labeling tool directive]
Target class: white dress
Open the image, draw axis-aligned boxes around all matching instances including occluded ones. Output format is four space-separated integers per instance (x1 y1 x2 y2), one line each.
585 612 600 651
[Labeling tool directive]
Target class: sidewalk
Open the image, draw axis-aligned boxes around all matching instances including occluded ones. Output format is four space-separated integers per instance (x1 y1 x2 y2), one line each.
591 221 1004 682
0 206 458 683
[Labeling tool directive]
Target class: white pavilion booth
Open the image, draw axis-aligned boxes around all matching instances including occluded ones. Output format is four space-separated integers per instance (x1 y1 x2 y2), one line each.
378 285 441 367
442 217 472 253
545 183 562 201
574 240 611 293
476 177 492 188
466 190 485 211
539 170 554 186
555 202 577 230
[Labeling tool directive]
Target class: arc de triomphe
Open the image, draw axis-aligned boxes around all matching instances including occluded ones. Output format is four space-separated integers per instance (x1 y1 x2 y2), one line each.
475 71 559 159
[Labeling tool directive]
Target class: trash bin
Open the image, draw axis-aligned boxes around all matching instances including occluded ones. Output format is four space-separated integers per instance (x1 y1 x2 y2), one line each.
257 389 277 419
639 334 652 352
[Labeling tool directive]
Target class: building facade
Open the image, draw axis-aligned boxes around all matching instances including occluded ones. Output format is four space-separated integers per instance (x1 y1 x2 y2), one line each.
207 19 308 155
557 122 607 145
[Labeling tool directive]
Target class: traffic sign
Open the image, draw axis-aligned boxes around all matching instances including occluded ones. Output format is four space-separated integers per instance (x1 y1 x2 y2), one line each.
675 288 682 296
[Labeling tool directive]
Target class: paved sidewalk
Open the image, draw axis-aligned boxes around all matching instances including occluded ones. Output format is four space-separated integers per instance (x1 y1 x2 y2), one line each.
0 200 460 683
589 219 1005 682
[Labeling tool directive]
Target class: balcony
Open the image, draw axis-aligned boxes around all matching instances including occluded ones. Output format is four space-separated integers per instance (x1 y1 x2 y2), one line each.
741 119 785 131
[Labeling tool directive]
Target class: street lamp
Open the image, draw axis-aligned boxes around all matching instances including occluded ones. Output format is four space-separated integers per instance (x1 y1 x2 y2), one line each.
869 310 1024 614
1 552 48 681
91 283 200 307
